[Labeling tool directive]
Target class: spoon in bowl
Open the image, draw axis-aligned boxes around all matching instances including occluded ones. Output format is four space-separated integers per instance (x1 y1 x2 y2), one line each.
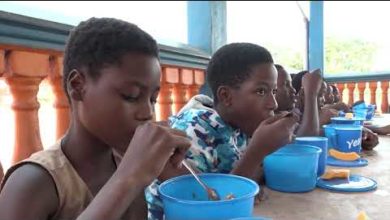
182 160 220 201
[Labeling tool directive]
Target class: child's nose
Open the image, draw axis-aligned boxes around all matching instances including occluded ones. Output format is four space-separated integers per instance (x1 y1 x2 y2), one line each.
290 86 296 95
136 102 154 121
268 94 278 110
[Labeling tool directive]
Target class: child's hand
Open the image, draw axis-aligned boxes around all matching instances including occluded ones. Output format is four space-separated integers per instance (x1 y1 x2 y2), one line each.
302 69 323 96
319 108 339 125
332 102 350 112
251 112 299 155
115 122 191 186
362 127 379 151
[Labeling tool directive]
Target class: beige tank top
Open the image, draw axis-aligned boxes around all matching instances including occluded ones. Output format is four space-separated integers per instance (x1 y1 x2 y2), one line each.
1 141 93 220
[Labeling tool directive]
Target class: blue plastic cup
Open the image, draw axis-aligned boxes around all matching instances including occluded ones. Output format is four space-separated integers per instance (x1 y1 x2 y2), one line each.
323 124 363 153
353 108 368 120
159 174 259 220
353 102 367 109
334 125 363 153
366 104 376 120
264 144 322 193
323 124 337 149
294 137 328 176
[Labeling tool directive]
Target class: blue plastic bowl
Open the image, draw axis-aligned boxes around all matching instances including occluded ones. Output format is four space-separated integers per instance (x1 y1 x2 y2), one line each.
264 144 322 193
159 173 259 220
294 137 328 176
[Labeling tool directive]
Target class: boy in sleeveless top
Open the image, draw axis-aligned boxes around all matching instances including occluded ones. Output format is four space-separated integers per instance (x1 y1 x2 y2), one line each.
0 17 190 220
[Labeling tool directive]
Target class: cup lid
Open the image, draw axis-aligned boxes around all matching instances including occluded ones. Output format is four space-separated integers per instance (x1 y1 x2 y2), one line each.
327 156 368 167
295 136 328 142
331 117 365 121
317 174 376 192
333 125 363 131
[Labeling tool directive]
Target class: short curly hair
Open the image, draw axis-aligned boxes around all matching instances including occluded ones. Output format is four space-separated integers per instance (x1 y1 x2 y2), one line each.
274 64 284 71
63 17 159 98
206 43 274 102
291 70 309 94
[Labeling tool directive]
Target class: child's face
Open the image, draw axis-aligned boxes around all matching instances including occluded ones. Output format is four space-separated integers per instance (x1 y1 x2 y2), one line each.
333 87 341 103
324 85 335 104
276 68 297 111
228 63 278 136
78 53 161 153
318 81 327 108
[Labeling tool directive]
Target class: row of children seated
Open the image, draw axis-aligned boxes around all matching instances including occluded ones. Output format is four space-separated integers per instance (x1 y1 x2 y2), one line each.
0 17 384 220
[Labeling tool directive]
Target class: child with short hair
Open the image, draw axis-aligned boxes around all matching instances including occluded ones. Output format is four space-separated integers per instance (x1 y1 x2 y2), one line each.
292 71 379 151
275 64 322 136
323 83 350 112
331 84 341 103
292 71 338 126
324 82 335 105
0 17 190 220
147 43 299 219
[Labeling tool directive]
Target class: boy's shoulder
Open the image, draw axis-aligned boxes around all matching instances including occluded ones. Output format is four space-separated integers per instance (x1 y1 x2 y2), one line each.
1 141 75 191
0 141 92 219
170 95 228 134
0 162 59 219
22 142 68 171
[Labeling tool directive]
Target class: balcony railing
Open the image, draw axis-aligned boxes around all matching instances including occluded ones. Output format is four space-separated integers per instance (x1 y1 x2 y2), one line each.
326 74 390 113
0 11 209 167
2 10 389 171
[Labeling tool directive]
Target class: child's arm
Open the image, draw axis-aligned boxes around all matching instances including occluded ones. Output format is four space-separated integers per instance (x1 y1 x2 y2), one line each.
77 122 190 220
0 122 190 220
232 112 299 181
365 124 390 135
0 164 59 219
295 69 322 136
324 102 350 112
319 107 339 125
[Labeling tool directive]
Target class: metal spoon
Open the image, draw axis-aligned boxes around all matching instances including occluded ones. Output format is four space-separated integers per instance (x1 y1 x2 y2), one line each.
182 160 220 201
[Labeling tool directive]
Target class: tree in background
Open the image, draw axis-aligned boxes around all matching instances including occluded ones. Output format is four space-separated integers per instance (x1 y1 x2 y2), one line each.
266 37 378 75
325 36 378 74
268 44 304 73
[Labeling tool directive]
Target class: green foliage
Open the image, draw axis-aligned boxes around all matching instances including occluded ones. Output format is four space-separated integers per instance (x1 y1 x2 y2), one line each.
266 37 378 74
325 36 378 74
268 44 304 73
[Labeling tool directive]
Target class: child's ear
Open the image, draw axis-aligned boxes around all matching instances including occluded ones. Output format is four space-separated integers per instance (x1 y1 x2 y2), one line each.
67 69 86 101
216 86 233 107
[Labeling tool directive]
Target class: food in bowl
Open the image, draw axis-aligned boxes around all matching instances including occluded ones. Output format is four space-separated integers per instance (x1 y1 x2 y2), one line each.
159 174 259 220
225 193 235 200
345 112 354 119
191 192 236 201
